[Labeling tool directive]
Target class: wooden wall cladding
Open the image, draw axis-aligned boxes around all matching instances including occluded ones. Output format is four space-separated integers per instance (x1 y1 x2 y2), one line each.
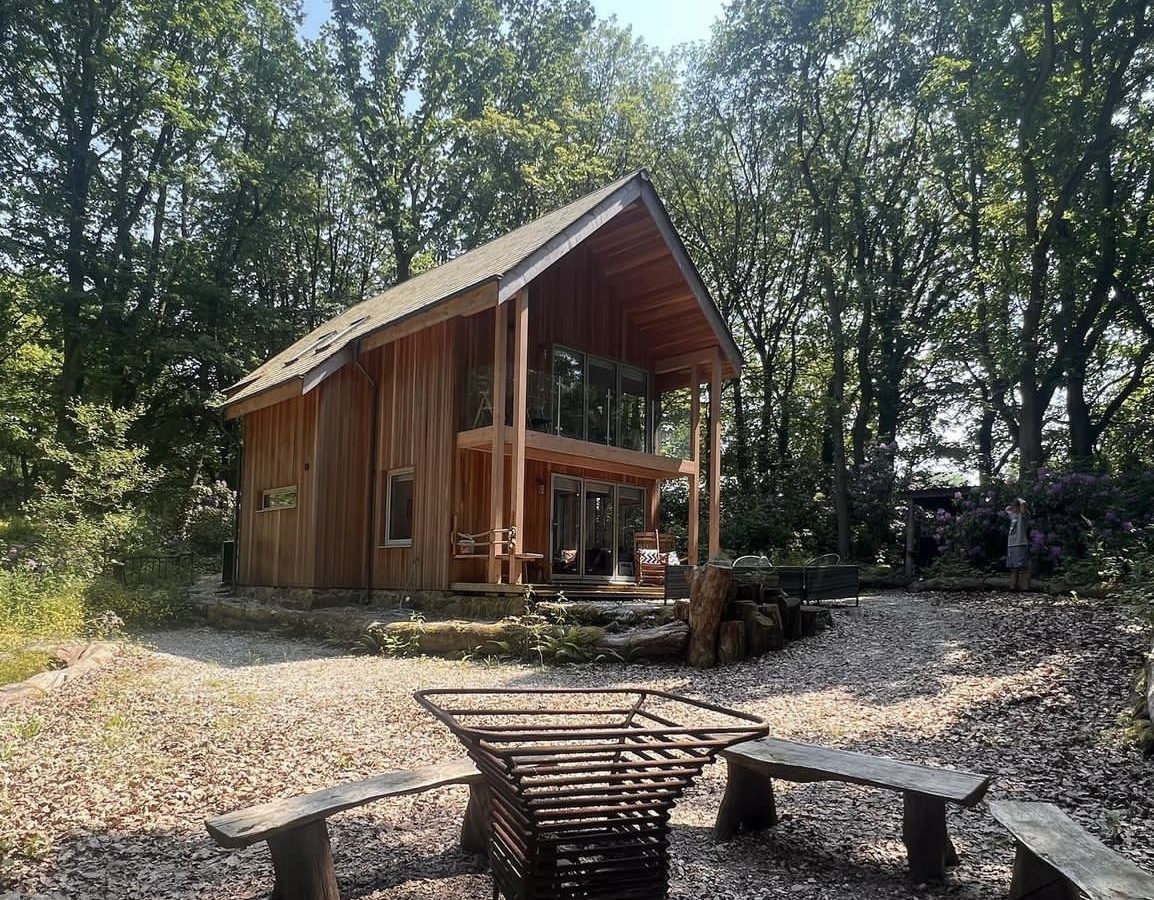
237 391 318 588
370 319 458 591
239 320 460 592
313 363 373 588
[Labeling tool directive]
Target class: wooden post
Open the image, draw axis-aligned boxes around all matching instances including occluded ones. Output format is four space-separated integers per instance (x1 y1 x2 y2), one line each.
647 479 660 531
488 303 507 583
902 793 957 884
688 364 700 566
713 757 778 840
904 497 917 579
460 779 491 855
266 821 340 900
509 290 529 584
708 353 722 559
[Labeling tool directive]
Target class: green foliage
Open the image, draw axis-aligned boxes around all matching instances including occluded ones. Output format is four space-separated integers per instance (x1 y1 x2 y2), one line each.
361 611 427 657
23 403 164 575
925 469 1154 583
177 480 237 556
490 611 607 666
0 648 54 687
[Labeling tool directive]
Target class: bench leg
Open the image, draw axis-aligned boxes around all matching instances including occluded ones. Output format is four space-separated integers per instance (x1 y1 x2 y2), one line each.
267 819 340 900
461 779 491 854
902 794 957 883
714 759 777 841
1008 843 1075 900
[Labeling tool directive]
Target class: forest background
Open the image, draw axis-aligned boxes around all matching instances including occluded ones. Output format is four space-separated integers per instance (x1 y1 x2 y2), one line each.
2 0 1153 652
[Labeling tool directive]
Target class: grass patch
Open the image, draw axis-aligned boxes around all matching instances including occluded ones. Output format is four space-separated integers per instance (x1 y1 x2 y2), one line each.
0 648 53 686
0 564 189 675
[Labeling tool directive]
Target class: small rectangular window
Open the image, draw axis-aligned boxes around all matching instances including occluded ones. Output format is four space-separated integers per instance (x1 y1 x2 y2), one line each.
383 469 415 547
261 485 298 511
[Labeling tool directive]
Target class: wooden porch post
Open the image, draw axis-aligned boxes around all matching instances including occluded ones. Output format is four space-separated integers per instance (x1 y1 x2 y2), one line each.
509 290 529 584
487 303 507 583
708 353 722 559
688 363 700 566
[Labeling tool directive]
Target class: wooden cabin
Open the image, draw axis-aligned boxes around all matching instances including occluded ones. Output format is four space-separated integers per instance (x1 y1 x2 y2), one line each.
222 171 742 596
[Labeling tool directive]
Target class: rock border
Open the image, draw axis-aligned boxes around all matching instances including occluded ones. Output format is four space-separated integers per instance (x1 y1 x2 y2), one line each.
0 642 120 707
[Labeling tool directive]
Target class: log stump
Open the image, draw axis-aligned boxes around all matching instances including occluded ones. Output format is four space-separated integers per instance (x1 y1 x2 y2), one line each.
758 603 786 650
717 621 746 666
688 564 734 668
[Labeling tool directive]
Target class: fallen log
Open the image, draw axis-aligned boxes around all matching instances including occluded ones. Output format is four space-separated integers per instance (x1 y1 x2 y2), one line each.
596 621 689 661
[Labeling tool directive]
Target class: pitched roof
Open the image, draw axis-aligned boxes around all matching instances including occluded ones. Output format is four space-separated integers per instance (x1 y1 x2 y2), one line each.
223 170 740 412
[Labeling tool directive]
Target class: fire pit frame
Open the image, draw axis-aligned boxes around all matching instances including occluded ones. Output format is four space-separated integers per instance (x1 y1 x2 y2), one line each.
415 687 767 900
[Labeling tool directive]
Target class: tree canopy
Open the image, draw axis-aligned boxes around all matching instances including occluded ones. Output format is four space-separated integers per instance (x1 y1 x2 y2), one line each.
1 0 1152 567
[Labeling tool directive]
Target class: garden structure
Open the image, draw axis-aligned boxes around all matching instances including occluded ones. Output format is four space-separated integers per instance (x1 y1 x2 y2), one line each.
220 171 741 600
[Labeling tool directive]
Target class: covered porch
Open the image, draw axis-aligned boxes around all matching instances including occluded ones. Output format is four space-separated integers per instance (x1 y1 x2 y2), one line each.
452 285 727 589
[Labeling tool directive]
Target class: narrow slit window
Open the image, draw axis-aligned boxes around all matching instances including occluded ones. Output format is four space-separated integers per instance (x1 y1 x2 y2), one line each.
383 469 415 547
261 485 298 511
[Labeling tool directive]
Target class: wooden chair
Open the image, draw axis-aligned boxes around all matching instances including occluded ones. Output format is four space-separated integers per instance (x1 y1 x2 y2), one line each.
634 531 678 586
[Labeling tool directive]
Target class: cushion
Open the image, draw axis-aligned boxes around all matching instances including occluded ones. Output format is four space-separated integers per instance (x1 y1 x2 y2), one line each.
639 548 661 565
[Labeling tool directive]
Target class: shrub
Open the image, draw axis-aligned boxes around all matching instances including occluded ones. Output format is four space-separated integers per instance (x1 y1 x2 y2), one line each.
23 402 165 575
927 468 1154 580
177 479 237 555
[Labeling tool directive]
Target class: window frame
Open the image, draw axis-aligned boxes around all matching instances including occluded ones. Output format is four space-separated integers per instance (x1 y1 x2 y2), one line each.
259 485 298 512
382 467 415 548
551 344 651 452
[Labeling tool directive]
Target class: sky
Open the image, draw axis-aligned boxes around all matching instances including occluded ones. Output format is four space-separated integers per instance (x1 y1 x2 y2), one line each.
300 0 726 49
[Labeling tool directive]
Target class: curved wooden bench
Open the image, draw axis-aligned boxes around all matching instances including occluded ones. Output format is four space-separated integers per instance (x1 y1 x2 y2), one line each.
715 738 991 883
205 758 487 900
990 800 1154 900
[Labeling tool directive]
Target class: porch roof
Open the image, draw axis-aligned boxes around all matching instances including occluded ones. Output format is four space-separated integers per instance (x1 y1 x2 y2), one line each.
222 170 742 417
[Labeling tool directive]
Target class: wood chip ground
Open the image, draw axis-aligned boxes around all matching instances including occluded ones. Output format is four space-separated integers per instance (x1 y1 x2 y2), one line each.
1 591 1151 900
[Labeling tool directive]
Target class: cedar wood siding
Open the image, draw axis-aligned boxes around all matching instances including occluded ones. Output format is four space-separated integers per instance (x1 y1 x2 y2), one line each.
450 243 659 584
237 320 458 592
239 242 670 591
237 391 319 587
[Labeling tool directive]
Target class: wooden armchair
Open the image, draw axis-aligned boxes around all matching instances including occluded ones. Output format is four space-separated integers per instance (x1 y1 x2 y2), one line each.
633 531 679 586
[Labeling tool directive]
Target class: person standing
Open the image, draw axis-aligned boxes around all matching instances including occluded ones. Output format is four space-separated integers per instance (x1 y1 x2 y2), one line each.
1006 498 1031 591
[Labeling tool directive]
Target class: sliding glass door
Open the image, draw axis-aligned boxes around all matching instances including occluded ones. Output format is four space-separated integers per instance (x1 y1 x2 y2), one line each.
551 476 645 581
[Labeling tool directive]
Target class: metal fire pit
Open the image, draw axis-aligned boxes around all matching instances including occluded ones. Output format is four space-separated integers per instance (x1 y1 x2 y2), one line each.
415 688 767 900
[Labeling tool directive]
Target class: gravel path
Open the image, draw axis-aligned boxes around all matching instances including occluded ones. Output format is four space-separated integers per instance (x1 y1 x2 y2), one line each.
1 591 1151 899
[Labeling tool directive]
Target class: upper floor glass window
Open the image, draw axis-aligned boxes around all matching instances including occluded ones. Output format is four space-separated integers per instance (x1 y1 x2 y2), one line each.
551 346 650 452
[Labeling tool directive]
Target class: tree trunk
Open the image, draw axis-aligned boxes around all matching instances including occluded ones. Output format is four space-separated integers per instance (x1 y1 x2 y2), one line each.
687 564 733 668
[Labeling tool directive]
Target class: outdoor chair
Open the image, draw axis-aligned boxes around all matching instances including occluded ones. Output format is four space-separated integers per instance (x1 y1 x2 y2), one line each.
634 531 680 586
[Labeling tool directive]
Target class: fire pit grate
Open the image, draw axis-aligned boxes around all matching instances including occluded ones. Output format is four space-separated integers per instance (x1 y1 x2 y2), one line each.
415 688 767 900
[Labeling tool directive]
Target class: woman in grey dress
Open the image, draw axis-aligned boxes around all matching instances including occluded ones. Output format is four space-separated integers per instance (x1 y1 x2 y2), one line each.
1006 498 1030 591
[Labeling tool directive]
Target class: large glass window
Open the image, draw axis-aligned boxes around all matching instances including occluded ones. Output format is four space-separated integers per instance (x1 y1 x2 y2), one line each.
587 357 616 445
554 348 585 440
551 477 581 576
550 346 650 451
551 477 647 581
619 365 648 451
616 486 646 578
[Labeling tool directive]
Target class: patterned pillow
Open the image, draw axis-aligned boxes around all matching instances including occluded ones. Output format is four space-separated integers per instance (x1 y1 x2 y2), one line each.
639 548 661 565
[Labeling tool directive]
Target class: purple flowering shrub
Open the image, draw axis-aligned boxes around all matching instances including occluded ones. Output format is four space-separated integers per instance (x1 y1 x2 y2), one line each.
929 468 1154 579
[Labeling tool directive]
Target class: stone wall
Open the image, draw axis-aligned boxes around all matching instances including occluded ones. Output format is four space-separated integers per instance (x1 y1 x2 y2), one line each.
233 584 526 618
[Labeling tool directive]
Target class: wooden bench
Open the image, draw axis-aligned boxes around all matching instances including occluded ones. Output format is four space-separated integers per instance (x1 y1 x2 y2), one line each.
205 758 488 900
990 800 1154 900
715 738 991 883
